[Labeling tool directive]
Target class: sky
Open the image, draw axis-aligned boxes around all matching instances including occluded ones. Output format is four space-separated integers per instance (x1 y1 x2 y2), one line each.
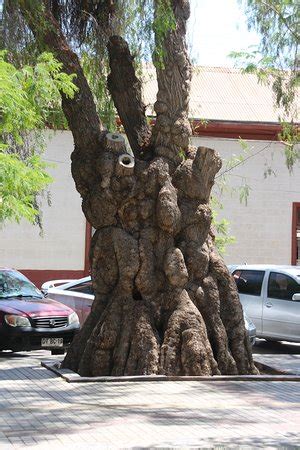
187 0 260 67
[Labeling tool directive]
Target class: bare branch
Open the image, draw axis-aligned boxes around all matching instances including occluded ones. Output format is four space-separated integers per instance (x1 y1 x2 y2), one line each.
107 35 153 160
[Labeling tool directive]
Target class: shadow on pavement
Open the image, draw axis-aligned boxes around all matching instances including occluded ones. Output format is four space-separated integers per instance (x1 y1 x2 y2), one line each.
253 339 300 355
131 433 300 449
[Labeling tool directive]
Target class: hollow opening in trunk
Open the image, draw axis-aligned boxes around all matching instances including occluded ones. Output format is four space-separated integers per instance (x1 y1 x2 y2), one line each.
121 156 132 165
132 286 143 301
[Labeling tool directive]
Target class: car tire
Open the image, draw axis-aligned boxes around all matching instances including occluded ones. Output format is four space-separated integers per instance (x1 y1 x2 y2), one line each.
51 349 65 355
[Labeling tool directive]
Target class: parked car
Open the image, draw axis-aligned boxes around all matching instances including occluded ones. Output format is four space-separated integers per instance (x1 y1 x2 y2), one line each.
0 269 80 354
42 276 93 326
229 264 300 343
244 312 256 346
42 276 257 344
41 279 77 291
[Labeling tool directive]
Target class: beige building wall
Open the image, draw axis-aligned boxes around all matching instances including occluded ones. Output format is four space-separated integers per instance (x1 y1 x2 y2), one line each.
0 131 86 271
192 136 300 265
1 131 299 273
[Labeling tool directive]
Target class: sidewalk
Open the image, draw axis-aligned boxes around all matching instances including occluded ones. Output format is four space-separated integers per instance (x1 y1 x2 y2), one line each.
0 351 299 449
254 354 300 375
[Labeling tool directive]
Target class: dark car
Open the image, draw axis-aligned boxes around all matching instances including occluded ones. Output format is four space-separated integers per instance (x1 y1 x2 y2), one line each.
0 269 80 354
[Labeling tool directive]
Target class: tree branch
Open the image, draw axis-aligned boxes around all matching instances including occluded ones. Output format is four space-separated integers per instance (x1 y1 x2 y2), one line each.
151 0 192 164
18 0 103 153
107 35 153 160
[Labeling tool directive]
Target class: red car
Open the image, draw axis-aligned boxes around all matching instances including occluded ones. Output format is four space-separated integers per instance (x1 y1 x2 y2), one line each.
0 269 80 355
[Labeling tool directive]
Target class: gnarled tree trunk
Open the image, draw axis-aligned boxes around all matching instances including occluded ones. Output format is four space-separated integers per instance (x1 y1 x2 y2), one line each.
20 0 257 377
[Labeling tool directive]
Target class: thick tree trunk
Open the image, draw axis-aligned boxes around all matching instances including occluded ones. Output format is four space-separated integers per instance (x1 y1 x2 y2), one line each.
64 142 257 376
19 0 257 377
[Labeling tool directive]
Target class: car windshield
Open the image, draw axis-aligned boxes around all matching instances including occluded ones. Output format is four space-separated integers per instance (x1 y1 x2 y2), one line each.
0 270 42 299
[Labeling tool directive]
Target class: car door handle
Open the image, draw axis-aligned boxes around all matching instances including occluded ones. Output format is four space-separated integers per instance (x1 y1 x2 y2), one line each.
265 302 273 308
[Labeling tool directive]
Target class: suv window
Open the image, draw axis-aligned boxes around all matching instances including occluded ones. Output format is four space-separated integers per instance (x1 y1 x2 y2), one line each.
67 281 93 295
268 272 300 301
233 270 265 296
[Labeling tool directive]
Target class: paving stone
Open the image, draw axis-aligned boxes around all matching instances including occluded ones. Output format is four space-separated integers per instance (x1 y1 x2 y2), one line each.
0 350 300 449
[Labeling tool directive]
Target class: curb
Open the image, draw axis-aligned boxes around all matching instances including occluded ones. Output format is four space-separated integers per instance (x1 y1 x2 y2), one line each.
41 360 300 383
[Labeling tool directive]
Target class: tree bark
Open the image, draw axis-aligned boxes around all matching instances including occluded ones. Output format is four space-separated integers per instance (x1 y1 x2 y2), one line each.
19 0 257 377
107 36 153 160
152 0 192 165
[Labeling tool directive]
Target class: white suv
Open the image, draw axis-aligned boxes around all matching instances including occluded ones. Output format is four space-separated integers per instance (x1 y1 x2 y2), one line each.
228 265 300 343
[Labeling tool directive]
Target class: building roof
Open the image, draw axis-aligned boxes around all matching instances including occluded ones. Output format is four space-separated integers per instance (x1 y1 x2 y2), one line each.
142 65 298 124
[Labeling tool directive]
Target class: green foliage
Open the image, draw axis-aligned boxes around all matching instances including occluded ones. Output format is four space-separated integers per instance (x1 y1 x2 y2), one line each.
238 181 252 206
279 121 300 172
0 152 53 223
2 0 177 131
153 0 176 67
211 197 236 255
231 0 299 168
0 51 77 140
114 0 176 68
112 0 176 70
118 0 154 61
178 148 187 161
0 52 77 225
230 48 298 118
242 0 299 67
81 51 116 131
214 219 236 256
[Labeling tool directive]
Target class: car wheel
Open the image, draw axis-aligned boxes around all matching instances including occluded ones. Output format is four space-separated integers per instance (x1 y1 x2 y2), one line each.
51 349 65 355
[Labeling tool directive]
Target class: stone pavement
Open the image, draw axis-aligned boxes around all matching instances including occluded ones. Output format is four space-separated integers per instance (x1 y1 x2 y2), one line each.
254 354 300 375
0 351 299 449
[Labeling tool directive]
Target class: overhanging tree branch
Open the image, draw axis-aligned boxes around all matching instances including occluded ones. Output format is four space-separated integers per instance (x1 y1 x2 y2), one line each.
107 35 153 160
18 0 103 152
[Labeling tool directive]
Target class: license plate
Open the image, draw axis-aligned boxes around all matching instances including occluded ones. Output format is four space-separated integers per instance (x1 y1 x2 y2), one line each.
41 338 63 348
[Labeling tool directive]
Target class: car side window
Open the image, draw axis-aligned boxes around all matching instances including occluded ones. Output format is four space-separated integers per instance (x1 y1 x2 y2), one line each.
66 282 94 295
233 270 265 296
268 272 300 301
